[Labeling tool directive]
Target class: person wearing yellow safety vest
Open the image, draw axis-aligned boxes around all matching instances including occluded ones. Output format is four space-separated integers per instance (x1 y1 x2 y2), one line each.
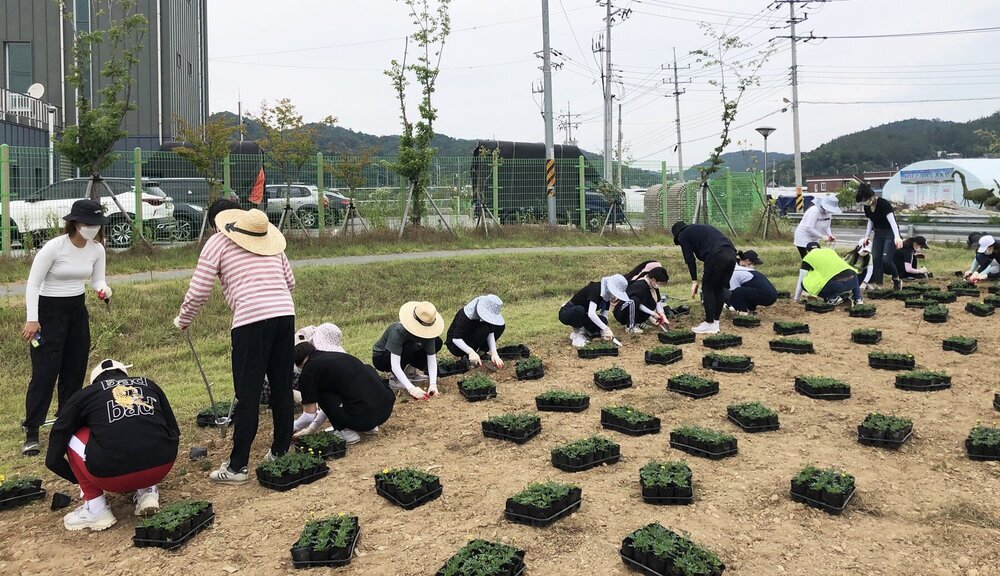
794 242 863 306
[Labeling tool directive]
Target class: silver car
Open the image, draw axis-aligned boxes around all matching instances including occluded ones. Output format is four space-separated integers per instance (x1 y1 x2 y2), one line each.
263 184 326 228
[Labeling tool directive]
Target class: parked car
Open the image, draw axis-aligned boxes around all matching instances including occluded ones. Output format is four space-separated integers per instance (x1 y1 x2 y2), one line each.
323 190 351 224
7 178 175 247
154 178 239 241
264 184 329 228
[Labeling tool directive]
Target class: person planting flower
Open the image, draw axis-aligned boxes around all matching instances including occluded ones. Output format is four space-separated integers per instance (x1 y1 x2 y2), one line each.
559 274 630 347
966 235 1000 283
795 242 863 306
613 261 671 334
372 302 445 400
445 295 506 369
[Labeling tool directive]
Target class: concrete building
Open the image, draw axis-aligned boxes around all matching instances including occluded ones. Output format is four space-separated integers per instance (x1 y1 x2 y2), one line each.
1 0 208 149
882 159 1000 206
805 170 896 194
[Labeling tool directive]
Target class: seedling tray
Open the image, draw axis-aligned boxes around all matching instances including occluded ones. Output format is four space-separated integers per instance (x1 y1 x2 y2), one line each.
667 379 720 399
851 331 882 345
290 527 361 569
849 307 876 318
496 344 531 360
949 288 981 297
727 413 780 433
601 418 661 437
438 358 470 377
644 349 683 365
965 303 995 317
639 485 693 506
294 441 347 460
669 438 738 461
258 467 330 492
805 301 836 313
515 367 545 381
701 357 753 373
658 331 695 345
732 315 761 328
773 323 809 336
989 285 1000 295
482 423 542 445
133 511 215 550
790 487 855 515
923 313 949 324
458 385 497 402
0 488 45 511
702 336 743 350
504 496 582 527
994 393 999 412
794 380 851 401
578 347 620 358
435 548 525 576
551 450 621 472
535 397 589 413
594 375 633 391
769 341 814 354
904 299 932 309
376 483 443 510
966 441 1000 461
868 357 915 371
858 427 913 449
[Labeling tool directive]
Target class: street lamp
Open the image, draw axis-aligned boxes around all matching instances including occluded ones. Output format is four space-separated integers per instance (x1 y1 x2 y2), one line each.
755 126 776 203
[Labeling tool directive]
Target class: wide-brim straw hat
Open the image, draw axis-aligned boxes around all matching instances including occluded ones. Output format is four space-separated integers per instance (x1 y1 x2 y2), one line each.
399 301 444 339
214 208 286 256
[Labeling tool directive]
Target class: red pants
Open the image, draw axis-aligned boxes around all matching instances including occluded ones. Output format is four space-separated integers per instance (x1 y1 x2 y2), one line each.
66 427 173 500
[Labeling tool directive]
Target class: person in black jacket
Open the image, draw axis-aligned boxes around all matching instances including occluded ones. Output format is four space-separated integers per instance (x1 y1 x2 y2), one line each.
45 359 179 532
559 274 630 347
613 262 670 333
445 294 506 368
671 221 737 334
893 236 930 280
857 183 903 288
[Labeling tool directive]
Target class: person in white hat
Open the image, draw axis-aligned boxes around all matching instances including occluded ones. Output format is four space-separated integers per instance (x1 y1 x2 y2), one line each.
967 235 999 283
45 359 179 531
372 302 445 400
844 238 875 291
173 208 296 486
559 274 631 347
445 295 506 368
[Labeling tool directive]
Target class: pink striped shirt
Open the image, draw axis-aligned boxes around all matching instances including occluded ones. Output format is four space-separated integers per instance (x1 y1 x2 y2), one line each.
178 233 295 329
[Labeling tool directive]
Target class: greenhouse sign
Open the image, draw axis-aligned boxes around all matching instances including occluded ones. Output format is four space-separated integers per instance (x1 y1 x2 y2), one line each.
900 168 954 184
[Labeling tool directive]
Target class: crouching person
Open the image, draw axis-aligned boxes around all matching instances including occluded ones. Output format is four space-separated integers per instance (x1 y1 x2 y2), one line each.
45 360 180 531
445 295 506 368
372 302 445 400
559 274 630 347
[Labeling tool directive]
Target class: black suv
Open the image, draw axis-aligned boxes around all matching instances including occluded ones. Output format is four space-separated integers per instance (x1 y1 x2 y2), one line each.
154 178 240 241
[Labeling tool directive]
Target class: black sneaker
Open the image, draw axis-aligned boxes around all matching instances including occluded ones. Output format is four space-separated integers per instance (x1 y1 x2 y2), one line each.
22 427 40 457
892 277 902 291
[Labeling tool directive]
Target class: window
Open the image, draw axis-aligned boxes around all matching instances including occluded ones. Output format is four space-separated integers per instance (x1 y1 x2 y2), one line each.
176 53 182 68
75 0 91 98
820 182 827 192
188 62 192 77
4 42 32 94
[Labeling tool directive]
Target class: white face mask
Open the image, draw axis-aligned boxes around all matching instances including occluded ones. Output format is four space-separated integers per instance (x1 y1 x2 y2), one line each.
293 364 302 375
78 225 101 240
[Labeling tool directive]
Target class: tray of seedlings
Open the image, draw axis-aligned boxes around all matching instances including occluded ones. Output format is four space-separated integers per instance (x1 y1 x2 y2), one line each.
732 314 761 328
514 356 545 381
947 281 980 297
0 476 45 512
804 300 836 314
482 413 542 444
550 435 621 472
966 424 1000 461
658 329 696 345
639 460 693 505
923 290 957 304
702 352 753 373
923 304 949 323
619 522 725 576
195 401 233 428
794 376 851 400
289 514 361 569
535 389 590 413
895 369 952 391
851 328 882 345
578 340 620 359
669 425 738 460
435 540 526 576
773 320 809 336
667 374 720 399
790 466 856 515
458 374 497 402
133 500 214 550
504 481 582 527
702 333 742 350
437 357 470 377
727 401 780 432
857 412 913 449
965 301 995 317
995 393 1000 412
868 350 916 371
601 405 661 436
375 468 442 510
893 288 923 301
644 345 683 365
769 336 815 354
594 367 633 391
990 285 1000 295
848 304 877 318
904 297 934 309
294 431 348 460
257 452 329 492
985 293 1000 306
496 343 531 360
866 287 896 300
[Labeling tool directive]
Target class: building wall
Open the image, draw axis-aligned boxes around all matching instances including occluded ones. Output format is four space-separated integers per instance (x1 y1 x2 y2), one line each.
0 119 49 148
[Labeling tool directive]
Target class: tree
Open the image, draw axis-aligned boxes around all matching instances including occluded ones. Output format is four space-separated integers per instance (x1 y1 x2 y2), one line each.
385 0 452 226
976 129 1000 158
173 116 240 203
55 0 147 195
327 146 378 196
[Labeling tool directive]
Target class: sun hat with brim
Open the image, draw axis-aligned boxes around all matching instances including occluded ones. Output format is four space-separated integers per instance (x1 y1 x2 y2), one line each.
465 295 505 326
399 301 445 339
65 199 109 226
600 274 630 302
819 195 842 214
90 359 133 385
215 208 287 256
978 235 996 253
312 323 345 353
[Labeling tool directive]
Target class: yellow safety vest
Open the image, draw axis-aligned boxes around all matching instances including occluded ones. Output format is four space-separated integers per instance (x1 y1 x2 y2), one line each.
803 248 853 295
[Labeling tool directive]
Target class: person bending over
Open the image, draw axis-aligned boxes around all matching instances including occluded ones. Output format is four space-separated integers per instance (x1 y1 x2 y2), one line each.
893 236 930 280
857 183 903 288
797 242 863 305
559 274 630 347
967 235 1000 283
671 221 737 334
372 302 444 400
614 263 670 333
445 295 506 369
964 233 999 280
844 239 875 291
726 250 777 314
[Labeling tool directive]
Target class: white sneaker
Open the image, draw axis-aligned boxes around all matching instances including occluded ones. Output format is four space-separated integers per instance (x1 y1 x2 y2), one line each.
625 325 644 334
134 489 160 516
825 296 844 305
64 503 117 531
388 376 407 392
692 321 720 334
362 426 380 435
404 366 428 383
334 429 361 444
570 332 588 348
209 463 249 485
860 283 869 292
854 298 864 306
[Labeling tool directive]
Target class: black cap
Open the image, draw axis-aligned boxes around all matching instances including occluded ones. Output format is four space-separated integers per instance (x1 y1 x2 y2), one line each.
805 241 821 250
671 221 688 245
64 199 109 226
739 250 764 265
911 236 928 249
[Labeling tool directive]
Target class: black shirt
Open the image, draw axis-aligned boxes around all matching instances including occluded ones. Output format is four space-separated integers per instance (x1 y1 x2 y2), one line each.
863 198 894 230
446 309 499 346
676 224 735 280
298 351 395 416
625 279 658 310
372 322 435 357
894 246 916 273
46 376 180 483
568 281 606 309
974 252 999 274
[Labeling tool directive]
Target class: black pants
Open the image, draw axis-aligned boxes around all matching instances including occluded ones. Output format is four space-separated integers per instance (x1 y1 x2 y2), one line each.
870 229 898 285
728 273 778 312
24 295 90 430
316 387 394 432
446 325 505 358
702 248 737 322
558 304 606 337
797 246 809 269
229 315 295 471
372 338 443 373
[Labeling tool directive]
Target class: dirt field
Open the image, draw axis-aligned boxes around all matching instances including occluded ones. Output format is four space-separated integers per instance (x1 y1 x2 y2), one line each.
2 293 999 576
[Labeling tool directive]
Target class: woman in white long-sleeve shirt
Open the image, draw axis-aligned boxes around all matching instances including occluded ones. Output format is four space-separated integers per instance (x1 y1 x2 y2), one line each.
445 295 506 369
793 196 841 301
857 182 903 288
20 199 112 456
559 274 630 347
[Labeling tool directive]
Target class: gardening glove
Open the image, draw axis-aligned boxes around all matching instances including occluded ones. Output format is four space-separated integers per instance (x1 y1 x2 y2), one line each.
467 351 482 367
826 235 837 243
490 353 505 369
173 316 187 331
894 238 904 249
405 384 429 401
601 328 615 341
427 383 440 397
96 286 112 301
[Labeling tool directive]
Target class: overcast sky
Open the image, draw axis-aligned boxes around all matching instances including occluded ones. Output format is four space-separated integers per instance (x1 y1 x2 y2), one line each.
207 0 1000 168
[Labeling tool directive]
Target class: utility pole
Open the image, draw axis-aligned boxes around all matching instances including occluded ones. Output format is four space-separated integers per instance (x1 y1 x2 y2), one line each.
541 0 557 226
615 103 623 190
594 1 630 182
558 101 580 145
669 48 688 183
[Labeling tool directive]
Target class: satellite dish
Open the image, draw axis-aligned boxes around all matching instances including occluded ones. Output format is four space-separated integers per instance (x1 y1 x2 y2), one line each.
27 83 45 99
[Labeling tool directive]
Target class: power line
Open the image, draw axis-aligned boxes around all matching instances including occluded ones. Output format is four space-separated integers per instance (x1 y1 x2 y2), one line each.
820 26 1000 40
801 95 1000 105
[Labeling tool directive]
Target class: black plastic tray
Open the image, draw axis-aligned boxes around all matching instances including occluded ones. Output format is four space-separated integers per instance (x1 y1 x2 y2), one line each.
851 333 882 345
667 382 719 399
942 341 977 354
515 367 545 381
727 413 779 433
894 379 951 392
702 359 753 373
602 419 661 437
644 350 682 365
436 550 525 576
578 347 620 358
483 424 542 444
773 324 809 336
794 381 851 400
438 359 470 377
290 527 361 569
594 376 633 391
376 484 443 510
0 488 45 511
769 343 814 354
258 468 330 492
497 344 531 360
732 316 761 328
849 308 876 318
294 442 347 460
702 337 742 350
858 429 913 449
640 487 694 506
868 359 915 371
805 302 836 314
790 488 856 515
669 440 738 460
535 398 589 413
458 386 497 402
658 332 696 345
551 453 621 472
504 497 582 527
133 512 215 550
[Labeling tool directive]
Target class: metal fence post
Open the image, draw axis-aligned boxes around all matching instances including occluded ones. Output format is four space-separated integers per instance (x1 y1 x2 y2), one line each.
661 161 668 229
133 147 143 246
726 167 733 221
491 153 499 220
316 152 325 234
1 144 9 256
578 156 586 230
223 153 231 195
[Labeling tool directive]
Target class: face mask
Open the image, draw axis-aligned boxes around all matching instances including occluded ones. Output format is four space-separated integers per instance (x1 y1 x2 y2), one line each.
293 365 302 375
78 225 101 240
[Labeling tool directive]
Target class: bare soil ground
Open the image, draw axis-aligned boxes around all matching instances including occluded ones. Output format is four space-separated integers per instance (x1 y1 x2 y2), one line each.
2 294 999 576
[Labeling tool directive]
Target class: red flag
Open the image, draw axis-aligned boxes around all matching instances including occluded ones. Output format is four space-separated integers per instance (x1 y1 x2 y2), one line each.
248 166 265 204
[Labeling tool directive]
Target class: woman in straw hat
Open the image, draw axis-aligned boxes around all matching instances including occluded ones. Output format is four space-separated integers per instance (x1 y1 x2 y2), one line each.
372 301 445 400
559 274 630 347
174 208 296 486
445 294 506 369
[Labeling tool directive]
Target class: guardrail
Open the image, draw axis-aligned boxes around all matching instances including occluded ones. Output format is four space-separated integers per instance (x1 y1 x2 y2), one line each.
0 87 57 131
785 211 998 225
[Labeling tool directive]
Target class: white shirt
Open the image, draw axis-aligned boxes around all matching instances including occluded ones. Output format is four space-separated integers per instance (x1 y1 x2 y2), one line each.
793 204 832 247
729 265 755 290
25 235 109 321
